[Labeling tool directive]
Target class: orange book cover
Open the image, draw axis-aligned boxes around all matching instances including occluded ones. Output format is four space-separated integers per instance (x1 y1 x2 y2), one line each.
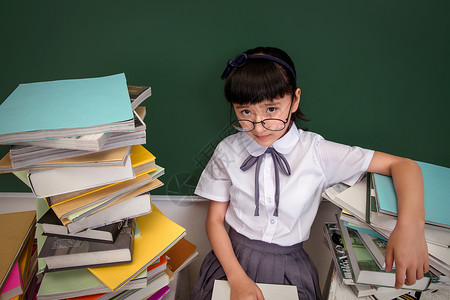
164 238 197 273
0 211 36 291
147 255 167 272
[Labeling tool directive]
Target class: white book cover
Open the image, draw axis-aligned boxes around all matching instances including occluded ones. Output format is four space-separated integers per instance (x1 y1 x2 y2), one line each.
28 154 135 198
211 280 298 300
427 243 450 270
67 193 152 234
332 178 367 221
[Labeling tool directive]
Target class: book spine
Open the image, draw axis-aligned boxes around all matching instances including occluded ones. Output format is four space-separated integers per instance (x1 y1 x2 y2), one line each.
366 173 371 224
324 223 354 284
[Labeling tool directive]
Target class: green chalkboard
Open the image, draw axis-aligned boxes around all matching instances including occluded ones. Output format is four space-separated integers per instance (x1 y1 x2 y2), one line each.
1 1 449 195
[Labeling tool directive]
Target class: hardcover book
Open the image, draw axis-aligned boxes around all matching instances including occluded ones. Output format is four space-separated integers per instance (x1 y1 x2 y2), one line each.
38 208 124 243
337 215 431 290
88 206 186 292
65 192 153 234
39 219 135 271
355 230 388 270
372 161 450 228
0 262 23 300
50 175 160 221
323 223 354 285
327 178 450 248
164 238 198 273
27 153 135 198
66 179 162 224
128 85 151 110
0 211 36 291
146 255 168 282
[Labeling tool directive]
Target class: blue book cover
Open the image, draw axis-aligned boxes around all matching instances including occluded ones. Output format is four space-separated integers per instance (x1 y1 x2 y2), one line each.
0 73 134 142
373 161 450 227
344 221 387 241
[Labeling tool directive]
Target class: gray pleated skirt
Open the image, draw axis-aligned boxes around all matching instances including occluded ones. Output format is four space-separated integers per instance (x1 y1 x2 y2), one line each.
190 228 322 300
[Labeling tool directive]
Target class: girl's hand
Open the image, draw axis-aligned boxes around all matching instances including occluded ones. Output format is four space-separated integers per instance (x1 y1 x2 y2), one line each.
206 201 264 299
385 220 429 289
229 274 265 300
368 153 429 289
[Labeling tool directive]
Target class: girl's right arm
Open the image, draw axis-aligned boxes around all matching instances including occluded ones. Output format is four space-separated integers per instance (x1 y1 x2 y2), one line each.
206 200 264 300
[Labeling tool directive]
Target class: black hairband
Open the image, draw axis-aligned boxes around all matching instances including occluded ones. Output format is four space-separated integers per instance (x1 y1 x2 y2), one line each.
221 53 297 87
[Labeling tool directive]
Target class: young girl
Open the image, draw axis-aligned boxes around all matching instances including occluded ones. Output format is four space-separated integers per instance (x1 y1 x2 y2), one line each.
190 47 429 300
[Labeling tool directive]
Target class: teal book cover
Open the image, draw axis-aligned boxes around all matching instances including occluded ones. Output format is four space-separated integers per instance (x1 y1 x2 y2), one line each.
372 161 450 227
0 73 133 138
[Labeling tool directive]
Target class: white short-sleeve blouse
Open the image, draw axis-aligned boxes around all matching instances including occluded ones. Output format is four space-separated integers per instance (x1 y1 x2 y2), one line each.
195 124 374 246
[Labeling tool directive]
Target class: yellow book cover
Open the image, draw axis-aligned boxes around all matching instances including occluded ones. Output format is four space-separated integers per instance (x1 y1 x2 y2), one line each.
130 145 156 176
51 174 158 220
62 178 163 224
134 106 146 119
88 206 186 292
18 226 35 287
0 152 12 173
130 145 155 167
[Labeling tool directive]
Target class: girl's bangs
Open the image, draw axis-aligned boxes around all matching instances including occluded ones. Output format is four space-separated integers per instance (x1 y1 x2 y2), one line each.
224 60 293 105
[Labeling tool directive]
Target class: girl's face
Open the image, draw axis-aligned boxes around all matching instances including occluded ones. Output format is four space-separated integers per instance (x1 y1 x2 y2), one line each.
233 89 300 147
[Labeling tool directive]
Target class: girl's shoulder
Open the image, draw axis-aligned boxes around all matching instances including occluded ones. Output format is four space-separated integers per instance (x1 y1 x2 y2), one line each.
217 132 242 147
297 128 325 145
213 132 246 155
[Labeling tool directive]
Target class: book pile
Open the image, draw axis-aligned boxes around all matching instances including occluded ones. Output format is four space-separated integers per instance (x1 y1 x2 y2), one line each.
0 74 197 300
322 161 450 299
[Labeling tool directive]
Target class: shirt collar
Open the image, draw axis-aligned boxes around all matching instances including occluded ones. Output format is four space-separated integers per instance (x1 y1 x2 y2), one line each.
240 123 300 156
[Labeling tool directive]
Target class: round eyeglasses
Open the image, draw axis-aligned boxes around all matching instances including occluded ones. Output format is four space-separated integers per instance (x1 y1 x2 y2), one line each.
229 96 295 132
232 118 288 132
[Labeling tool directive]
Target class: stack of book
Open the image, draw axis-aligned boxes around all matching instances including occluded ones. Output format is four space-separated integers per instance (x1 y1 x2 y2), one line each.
0 74 197 300
322 161 450 299
0 76 149 172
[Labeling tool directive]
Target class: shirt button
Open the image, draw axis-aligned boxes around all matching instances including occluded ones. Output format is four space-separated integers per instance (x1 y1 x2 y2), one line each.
270 219 275 224
266 168 271 173
267 197 272 203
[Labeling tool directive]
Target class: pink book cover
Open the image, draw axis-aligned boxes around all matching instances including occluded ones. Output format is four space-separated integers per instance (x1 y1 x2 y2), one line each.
1 262 23 296
147 285 170 300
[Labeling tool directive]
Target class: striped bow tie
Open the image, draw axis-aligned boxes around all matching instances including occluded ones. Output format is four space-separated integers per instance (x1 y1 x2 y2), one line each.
240 147 291 217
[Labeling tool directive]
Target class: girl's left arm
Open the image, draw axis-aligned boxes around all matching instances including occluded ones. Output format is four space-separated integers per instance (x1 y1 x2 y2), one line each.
367 151 429 289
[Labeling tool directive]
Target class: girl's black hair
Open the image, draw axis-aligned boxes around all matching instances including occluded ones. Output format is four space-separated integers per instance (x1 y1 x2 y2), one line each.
223 46 307 123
